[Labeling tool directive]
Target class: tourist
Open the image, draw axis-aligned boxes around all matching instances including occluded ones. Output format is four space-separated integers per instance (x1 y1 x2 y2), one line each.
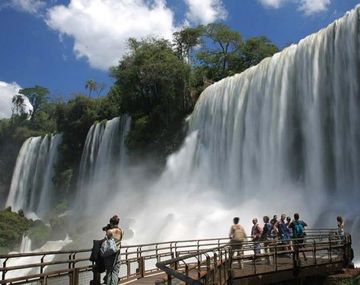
261 216 273 265
251 218 262 255
288 213 307 261
337 216 344 237
278 214 291 255
229 217 247 269
103 215 123 285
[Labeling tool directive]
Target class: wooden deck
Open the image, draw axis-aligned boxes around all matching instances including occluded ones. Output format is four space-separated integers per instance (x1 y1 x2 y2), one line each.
0 231 353 285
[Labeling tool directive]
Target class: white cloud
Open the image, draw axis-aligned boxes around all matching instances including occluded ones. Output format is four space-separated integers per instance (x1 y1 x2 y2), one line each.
298 0 331 15
258 0 331 15
0 81 32 119
46 0 177 70
184 0 227 25
1 0 46 14
258 0 287 9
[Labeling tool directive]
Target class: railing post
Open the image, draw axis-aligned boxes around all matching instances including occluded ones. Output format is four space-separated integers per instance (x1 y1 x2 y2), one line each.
185 264 189 285
40 254 46 285
275 243 278 271
2 257 9 281
313 240 317 265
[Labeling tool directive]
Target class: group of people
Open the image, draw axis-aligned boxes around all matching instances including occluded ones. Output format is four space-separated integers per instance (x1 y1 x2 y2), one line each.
94 213 345 283
229 213 345 266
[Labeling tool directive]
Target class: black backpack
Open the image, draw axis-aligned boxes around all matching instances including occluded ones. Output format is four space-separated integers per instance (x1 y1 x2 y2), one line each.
90 239 105 273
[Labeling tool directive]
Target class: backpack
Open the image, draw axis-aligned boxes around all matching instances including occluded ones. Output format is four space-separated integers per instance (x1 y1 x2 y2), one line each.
293 221 304 238
89 239 105 273
261 223 272 240
100 237 117 258
233 225 246 241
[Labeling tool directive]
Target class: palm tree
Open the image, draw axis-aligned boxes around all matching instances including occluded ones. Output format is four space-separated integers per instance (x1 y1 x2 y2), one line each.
85 80 97 97
11 94 25 116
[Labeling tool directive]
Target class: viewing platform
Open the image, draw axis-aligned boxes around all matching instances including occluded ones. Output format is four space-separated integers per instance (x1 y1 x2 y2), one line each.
0 229 354 285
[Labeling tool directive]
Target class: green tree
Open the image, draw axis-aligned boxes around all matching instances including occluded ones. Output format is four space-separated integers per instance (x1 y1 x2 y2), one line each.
85 79 97 97
110 38 189 157
197 23 242 80
173 26 204 64
241 36 279 69
19 85 49 120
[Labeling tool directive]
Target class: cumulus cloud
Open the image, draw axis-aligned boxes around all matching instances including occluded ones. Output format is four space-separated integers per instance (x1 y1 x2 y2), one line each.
46 0 176 70
298 0 331 15
1 0 46 14
258 0 331 15
184 0 227 25
0 81 32 119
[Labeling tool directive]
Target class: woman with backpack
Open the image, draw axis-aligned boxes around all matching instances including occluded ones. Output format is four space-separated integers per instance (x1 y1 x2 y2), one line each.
101 215 123 285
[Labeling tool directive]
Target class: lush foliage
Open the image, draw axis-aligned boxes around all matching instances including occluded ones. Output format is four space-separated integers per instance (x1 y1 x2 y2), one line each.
0 23 279 250
0 208 51 254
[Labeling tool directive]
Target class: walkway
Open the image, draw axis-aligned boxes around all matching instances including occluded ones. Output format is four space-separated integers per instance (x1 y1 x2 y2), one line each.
0 229 353 285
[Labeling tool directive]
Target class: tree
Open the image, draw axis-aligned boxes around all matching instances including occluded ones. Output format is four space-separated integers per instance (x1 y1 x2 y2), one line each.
11 95 25 116
241 36 279 69
85 80 97 97
110 38 189 156
173 26 204 64
19 85 49 120
197 23 242 80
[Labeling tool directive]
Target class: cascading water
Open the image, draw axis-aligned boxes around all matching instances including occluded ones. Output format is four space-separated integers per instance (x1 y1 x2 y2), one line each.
121 6 360 243
76 116 131 213
19 235 32 252
6 134 62 218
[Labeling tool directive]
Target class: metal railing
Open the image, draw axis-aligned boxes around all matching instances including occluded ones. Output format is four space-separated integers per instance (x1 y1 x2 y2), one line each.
0 230 352 285
0 237 229 285
156 231 353 285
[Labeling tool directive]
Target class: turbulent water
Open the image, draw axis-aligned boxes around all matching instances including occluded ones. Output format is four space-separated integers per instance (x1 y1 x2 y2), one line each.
119 6 360 247
75 116 131 213
6 134 62 218
3 4 360 265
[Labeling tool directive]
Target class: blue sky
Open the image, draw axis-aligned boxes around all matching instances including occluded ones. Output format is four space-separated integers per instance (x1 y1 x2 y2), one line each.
0 0 359 110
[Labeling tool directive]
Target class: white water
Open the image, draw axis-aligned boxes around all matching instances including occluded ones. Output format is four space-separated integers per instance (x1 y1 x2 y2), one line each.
6 134 62 218
76 116 131 213
98 6 360 246
2 235 72 280
19 235 32 252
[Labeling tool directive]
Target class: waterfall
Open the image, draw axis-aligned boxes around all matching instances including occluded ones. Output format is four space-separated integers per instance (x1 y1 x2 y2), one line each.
178 5 360 198
6 134 62 218
19 235 31 253
76 116 131 212
125 6 360 243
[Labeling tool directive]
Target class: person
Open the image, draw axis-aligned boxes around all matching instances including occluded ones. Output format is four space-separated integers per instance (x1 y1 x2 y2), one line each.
103 215 123 285
229 217 247 269
337 216 344 237
261 216 273 265
278 214 291 255
251 218 262 255
288 213 307 261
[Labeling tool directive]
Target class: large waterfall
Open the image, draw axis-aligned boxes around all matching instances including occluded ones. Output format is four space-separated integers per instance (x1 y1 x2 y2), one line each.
183 7 360 199
6 134 62 218
122 6 360 245
76 116 131 212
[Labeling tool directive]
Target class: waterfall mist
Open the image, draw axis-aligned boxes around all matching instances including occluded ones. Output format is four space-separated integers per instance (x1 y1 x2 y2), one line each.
3 5 360 266
74 6 360 261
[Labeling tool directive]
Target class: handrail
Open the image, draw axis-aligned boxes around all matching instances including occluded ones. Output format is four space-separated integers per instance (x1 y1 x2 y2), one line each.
155 232 352 285
0 230 350 285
